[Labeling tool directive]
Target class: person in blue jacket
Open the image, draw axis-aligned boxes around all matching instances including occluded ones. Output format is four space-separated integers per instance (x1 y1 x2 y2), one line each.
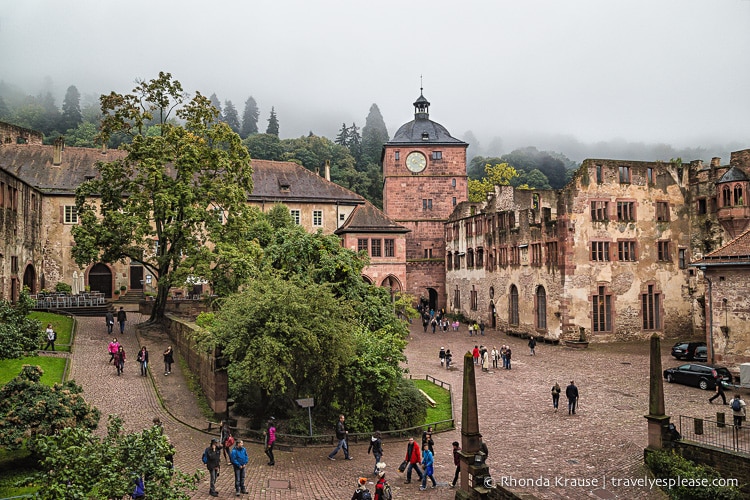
230 439 249 496
420 446 437 490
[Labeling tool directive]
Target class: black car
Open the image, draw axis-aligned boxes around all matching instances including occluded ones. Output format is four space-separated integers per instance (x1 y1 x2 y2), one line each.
693 345 708 362
671 341 707 360
663 363 732 390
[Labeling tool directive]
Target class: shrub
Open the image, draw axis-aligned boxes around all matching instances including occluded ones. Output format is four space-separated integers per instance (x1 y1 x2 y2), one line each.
645 449 743 500
374 378 428 431
119 285 127 291
54 282 72 294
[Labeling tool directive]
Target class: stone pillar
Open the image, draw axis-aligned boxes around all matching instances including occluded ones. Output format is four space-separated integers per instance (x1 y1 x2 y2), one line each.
645 333 670 449
456 351 491 500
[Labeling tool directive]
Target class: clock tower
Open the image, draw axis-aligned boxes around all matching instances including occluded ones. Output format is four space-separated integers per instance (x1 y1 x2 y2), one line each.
382 90 468 310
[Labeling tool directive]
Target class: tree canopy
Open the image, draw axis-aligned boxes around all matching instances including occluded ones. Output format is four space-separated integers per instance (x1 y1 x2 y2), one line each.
0 290 43 359
239 96 259 138
361 104 389 166
266 106 279 136
468 162 519 201
72 72 253 322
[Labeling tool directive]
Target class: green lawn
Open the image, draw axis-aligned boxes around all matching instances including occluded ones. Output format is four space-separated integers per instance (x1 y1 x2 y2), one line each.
0 448 39 497
413 379 453 428
29 311 73 352
0 356 67 386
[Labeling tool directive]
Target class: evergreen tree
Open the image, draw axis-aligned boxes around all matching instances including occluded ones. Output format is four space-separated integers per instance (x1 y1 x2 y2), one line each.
223 100 241 133
0 96 10 121
266 106 279 136
347 122 362 168
361 104 389 166
334 122 349 146
38 91 61 137
60 85 83 132
209 93 223 121
240 96 259 138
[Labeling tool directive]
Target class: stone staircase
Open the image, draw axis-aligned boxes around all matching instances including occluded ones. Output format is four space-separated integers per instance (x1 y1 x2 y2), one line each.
117 290 145 304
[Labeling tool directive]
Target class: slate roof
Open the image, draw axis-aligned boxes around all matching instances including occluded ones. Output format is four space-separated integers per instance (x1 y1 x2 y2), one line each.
692 228 750 266
248 159 364 204
335 200 410 235
388 92 466 146
0 144 125 194
717 165 749 184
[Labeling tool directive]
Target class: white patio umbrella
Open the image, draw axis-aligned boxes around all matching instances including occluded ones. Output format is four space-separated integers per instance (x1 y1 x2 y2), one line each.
72 271 80 295
79 272 85 294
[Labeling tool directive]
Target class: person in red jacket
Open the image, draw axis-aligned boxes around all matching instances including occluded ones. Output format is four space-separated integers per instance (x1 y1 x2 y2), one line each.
403 437 423 484
374 462 389 500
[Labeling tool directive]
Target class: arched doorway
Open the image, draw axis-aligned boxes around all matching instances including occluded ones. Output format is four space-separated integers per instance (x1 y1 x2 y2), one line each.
23 265 36 293
88 263 113 298
427 288 438 312
362 275 374 285
381 275 403 301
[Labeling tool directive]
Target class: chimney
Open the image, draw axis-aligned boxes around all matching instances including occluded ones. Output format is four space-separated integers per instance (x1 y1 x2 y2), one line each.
325 160 331 181
53 137 64 166
711 157 721 168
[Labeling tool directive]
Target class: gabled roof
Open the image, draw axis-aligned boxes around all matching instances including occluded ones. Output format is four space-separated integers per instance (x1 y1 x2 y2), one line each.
335 200 409 235
692 227 750 267
0 144 125 194
717 165 749 184
249 159 364 204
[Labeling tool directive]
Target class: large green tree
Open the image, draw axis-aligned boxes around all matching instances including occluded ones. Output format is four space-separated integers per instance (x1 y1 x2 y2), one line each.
361 104 389 166
72 72 253 322
0 290 43 359
35 415 199 499
239 96 259 138
0 365 100 452
222 99 240 134
60 85 82 132
266 106 279 136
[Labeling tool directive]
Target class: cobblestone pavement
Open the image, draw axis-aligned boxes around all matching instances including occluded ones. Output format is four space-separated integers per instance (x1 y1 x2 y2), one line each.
70 310 743 499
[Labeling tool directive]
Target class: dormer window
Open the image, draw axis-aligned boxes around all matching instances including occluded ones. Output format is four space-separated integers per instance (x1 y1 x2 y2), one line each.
422 132 429 141
279 183 290 193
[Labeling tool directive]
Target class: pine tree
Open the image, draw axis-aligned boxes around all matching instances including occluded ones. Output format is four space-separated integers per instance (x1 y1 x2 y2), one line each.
361 104 390 166
240 96 259 138
266 107 279 136
347 122 362 168
223 100 241 134
209 93 223 121
60 85 83 132
334 122 349 146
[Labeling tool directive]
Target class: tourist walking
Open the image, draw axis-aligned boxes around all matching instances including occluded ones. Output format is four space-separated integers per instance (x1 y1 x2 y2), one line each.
450 441 461 488
419 445 437 490
105 311 115 334
136 346 149 377
117 306 127 334
439 347 446 366
374 462 390 500
472 345 480 365
730 394 747 428
351 477 371 500
230 439 249 496
43 323 56 351
479 320 485 336
163 345 174 375
528 336 537 355
220 420 233 463
403 437 423 484
709 377 728 405
114 345 126 376
368 431 383 475
108 338 119 363
505 346 512 370
491 346 499 369
566 380 579 415
202 438 222 497
264 418 276 466
328 414 351 460
551 382 561 412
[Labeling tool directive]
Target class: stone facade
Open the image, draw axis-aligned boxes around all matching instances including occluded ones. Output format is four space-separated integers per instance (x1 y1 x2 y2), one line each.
382 92 468 309
446 152 750 347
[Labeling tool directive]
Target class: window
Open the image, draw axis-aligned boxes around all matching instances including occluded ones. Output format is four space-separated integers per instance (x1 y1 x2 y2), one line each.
619 165 631 184
452 178 456 187
384 239 394 257
422 199 433 210
510 246 520 265
499 247 508 267
339 213 346 222
536 286 547 330
734 185 744 205
642 284 661 330
424 248 433 258
531 243 542 266
10 256 18 274
371 239 381 257
213 207 224 224
454 287 461 310
617 201 635 221
596 165 603 184
467 249 474 267
452 197 457 206
678 248 686 269
454 253 461 269
446 252 452 271
476 248 484 268
647 167 654 184
593 286 612 332
64 205 78 224
470 289 478 311
394 151 400 161
591 241 610 261
312 210 322 226
617 240 637 261
466 222 473 237
290 209 301 225
431 151 442 160
697 198 707 215
545 242 558 266
722 186 731 207
655 202 670 222
509 285 519 326
153 239 160 255
591 201 608 221
358 239 368 253
657 241 670 262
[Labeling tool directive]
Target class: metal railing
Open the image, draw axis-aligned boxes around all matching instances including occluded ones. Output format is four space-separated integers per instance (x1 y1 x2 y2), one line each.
678 414 750 456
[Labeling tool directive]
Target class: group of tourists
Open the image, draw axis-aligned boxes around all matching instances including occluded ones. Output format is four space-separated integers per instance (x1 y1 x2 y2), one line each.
103 307 175 377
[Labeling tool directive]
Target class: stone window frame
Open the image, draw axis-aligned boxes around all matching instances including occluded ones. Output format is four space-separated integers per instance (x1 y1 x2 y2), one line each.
641 283 662 331
617 239 637 262
590 241 611 262
535 285 547 331
357 238 368 253
657 241 671 262
312 210 323 227
64 205 79 224
590 200 609 222
616 200 636 222
592 284 613 333
289 209 301 225
509 284 519 326
384 239 394 258
370 238 382 258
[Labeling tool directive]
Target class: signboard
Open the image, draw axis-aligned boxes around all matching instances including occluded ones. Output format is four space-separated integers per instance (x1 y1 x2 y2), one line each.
296 398 314 408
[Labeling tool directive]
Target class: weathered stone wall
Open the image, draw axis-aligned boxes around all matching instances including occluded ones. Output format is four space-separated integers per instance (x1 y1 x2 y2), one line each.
704 267 750 366
0 122 43 145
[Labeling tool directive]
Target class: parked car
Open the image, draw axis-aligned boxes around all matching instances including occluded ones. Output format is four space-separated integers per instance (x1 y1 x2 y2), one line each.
670 341 706 360
663 363 733 390
693 345 708 362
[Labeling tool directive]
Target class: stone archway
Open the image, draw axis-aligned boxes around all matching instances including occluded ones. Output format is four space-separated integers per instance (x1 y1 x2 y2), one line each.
22 265 36 294
427 288 438 312
381 275 403 302
88 263 113 298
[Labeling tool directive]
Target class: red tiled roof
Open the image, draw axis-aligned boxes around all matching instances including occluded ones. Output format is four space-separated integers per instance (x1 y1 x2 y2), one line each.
335 200 409 234
693 227 750 265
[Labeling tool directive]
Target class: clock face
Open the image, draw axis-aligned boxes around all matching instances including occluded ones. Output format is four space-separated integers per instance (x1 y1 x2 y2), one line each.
406 151 427 173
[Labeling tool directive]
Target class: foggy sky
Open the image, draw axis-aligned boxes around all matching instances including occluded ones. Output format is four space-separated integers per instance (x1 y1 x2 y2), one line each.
1 0 748 161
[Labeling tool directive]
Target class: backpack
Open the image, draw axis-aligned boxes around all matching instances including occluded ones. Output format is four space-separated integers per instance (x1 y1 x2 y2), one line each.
202 449 208 464
381 482 392 500
731 398 742 411
360 489 372 500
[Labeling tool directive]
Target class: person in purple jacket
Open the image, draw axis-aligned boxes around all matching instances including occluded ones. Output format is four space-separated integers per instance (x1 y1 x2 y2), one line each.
264 417 276 466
